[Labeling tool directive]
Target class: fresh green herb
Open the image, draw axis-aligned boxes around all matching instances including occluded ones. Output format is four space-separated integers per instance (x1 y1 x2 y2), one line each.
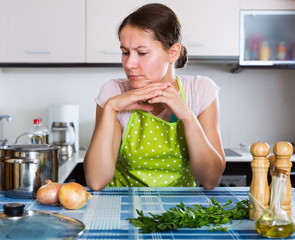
127 197 249 233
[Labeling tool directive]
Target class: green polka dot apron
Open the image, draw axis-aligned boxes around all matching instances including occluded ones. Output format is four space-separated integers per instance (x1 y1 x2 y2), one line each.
108 78 195 187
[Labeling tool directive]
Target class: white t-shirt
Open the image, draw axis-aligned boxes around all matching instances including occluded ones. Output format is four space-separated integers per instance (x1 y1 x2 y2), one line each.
96 75 220 140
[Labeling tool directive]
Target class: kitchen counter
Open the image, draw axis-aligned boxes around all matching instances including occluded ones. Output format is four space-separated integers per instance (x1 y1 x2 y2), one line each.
0 187 295 239
58 150 86 184
58 149 295 184
225 148 295 162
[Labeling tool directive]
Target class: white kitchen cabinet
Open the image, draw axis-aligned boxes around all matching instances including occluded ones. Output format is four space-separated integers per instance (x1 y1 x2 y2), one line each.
0 0 85 63
240 0 295 10
87 0 146 63
2 0 294 65
87 0 240 63
157 0 240 57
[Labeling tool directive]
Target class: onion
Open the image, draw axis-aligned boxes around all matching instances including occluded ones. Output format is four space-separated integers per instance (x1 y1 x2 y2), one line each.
58 182 92 210
36 179 63 205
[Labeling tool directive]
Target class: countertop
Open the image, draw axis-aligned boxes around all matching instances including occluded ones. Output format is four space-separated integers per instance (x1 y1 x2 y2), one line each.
58 150 86 184
1 187 295 239
58 149 295 183
225 148 295 162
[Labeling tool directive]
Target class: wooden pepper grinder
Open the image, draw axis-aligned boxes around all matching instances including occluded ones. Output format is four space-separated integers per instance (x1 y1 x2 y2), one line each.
249 142 270 221
273 141 293 219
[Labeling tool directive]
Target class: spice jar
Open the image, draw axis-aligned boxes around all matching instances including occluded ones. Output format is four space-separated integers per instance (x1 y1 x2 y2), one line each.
277 41 287 60
259 41 271 61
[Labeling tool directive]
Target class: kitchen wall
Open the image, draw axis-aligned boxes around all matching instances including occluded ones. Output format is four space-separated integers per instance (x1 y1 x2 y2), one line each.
0 63 295 150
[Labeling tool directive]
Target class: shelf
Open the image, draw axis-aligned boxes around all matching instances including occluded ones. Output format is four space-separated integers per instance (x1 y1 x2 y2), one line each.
231 64 295 73
0 63 123 68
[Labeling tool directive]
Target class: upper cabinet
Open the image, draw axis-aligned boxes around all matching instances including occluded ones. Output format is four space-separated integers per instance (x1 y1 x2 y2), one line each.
87 0 240 62
240 0 295 10
0 0 294 65
87 0 145 63
239 10 295 66
159 0 240 57
0 0 85 63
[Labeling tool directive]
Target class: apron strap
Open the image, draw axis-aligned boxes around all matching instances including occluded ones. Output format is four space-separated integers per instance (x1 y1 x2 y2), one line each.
176 76 186 102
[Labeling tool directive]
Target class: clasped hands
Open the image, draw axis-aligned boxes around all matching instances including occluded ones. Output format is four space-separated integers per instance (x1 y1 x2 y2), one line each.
108 82 191 121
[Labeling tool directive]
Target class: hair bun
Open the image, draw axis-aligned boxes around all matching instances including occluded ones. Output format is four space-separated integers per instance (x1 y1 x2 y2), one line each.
175 45 187 69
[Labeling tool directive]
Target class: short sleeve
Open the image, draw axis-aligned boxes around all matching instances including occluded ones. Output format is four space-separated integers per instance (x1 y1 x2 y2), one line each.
178 75 220 117
95 79 122 108
195 76 220 115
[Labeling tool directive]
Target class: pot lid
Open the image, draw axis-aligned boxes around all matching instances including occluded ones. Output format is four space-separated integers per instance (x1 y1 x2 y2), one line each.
1 144 59 152
0 203 85 239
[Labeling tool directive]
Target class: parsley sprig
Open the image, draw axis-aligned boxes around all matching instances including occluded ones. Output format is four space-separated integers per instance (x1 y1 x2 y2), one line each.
128 197 249 233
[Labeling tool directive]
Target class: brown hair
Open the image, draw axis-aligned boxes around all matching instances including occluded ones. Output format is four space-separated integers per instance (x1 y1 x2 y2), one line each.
118 3 187 68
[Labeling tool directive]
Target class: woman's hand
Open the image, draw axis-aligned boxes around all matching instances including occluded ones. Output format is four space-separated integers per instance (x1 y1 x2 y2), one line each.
107 82 170 113
148 82 192 120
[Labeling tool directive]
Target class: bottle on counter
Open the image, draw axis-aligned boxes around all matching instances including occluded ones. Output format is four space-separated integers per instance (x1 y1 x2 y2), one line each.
29 118 49 144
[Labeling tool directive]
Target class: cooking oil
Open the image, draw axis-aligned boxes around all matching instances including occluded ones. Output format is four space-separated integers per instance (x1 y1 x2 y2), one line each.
256 220 295 238
31 134 48 144
29 118 49 144
249 168 295 238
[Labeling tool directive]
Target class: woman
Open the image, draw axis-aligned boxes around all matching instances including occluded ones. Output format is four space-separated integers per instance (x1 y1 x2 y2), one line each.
84 3 225 190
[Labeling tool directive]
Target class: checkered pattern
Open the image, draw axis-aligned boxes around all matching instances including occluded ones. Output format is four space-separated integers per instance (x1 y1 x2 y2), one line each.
1 187 295 239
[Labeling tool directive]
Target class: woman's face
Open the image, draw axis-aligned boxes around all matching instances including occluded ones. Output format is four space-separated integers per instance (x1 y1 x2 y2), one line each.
119 25 171 89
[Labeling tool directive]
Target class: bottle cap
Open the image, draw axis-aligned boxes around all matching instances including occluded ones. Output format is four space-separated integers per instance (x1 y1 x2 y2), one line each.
33 118 41 124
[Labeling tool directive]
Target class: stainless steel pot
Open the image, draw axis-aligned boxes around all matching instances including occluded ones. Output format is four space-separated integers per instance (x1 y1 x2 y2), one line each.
0 133 59 198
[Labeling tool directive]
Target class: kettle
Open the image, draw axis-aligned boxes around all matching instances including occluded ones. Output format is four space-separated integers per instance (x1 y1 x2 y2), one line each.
51 122 76 159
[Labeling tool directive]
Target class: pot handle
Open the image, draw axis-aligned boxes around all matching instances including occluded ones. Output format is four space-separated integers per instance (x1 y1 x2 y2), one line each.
14 132 48 145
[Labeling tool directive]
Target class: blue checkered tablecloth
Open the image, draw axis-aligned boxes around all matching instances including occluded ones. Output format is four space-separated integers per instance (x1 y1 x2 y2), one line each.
1 187 295 239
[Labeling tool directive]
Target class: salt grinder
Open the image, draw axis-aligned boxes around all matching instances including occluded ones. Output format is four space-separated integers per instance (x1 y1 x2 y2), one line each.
249 142 270 221
273 141 293 219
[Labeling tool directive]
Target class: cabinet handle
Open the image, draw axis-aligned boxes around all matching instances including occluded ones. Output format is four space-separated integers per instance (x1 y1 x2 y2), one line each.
184 43 205 47
103 50 121 55
25 50 51 54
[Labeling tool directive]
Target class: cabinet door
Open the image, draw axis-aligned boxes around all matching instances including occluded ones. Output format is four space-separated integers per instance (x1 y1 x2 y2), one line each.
87 0 146 63
240 0 295 10
0 0 85 63
87 0 239 62
157 0 240 57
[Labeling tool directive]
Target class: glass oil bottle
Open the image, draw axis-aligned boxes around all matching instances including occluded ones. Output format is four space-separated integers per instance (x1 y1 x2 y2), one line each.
256 168 294 238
